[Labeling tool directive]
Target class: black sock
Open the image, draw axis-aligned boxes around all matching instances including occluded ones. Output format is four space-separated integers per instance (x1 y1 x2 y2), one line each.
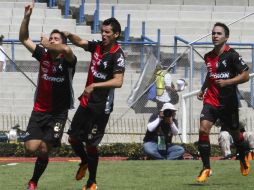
87 146 99 183
234 133 247 163
69 140 88 164
31 156 49 184
198 134 211 169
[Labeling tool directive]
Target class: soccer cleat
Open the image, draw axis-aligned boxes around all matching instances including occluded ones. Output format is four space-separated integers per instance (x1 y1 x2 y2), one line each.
240 154 250 176
82 182 98 190
196 168 212 182
76 163 88 181
27 180 37 190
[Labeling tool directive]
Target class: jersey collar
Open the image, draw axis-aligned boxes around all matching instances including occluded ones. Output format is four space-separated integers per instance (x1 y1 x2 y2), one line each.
109 43 120 54
211 44 230 56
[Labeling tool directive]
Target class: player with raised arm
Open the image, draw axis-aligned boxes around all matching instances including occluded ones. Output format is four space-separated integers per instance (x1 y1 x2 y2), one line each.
64 17 125 190
19 3 77 190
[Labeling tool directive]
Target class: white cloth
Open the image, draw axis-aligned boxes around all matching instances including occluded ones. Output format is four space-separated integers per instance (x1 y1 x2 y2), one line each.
176 79 186 91
0 46 6 72
156 73 172 103
219 130 254 157
147 115 179 136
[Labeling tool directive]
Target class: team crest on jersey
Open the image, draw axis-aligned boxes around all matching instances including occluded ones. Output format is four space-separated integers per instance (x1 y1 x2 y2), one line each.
117 54 125 67
42 67 48 73
52 66 57 73
221 60 227 67
42 61 50 67
239 56 245 65
94 52 99 60
215 61 219 69
58 64 63 71
102 61 108 68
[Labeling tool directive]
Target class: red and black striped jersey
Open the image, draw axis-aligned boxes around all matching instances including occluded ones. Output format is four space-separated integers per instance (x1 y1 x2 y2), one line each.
32 45 76 113
203 45 249 108
79 41 125 114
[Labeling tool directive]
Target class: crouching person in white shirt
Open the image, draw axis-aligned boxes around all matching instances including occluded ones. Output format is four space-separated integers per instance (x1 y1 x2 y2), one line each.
143 103 185 160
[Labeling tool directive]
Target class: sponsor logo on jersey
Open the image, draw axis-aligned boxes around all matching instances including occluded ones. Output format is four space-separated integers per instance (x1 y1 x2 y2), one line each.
41 74 65 82
91 65 107 80
210 72 230 79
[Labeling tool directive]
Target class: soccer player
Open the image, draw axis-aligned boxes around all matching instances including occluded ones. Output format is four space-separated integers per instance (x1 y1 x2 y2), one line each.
196 22 250 182
64 17 125 190
19 4 76 190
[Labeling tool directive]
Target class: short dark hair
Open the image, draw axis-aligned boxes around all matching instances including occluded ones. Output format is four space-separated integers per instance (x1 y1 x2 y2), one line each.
102 18 121 39
50 29 67 44
213 22 230 37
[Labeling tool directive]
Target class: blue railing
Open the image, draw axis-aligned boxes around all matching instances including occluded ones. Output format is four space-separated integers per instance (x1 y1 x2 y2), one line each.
3 38 159 71
174 35 254 106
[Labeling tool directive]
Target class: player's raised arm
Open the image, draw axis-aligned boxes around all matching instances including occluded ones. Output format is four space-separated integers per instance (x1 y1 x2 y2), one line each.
19 4 36 54
40 34 75 63
63 32 89 50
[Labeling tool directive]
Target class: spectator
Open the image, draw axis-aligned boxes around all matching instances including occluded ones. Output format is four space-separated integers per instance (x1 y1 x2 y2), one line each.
218 121 254 160
19 3 77 190
64 17 125 190
0 35 7 72
143 103 185 160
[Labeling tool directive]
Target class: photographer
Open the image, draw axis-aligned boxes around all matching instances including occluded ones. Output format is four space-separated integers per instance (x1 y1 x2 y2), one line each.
143 103 185 160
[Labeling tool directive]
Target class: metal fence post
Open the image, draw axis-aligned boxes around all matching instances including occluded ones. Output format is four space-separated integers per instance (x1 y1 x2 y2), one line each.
173 36 177 73
141 21 145 70
157 29 160 63
251 44 254 106
79 0 85 25
111 6 115 18
11 40 16 71
64 0 70 19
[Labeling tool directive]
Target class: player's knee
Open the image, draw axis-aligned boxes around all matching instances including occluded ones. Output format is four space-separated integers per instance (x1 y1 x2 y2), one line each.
24 141 40 153
38 143 49 154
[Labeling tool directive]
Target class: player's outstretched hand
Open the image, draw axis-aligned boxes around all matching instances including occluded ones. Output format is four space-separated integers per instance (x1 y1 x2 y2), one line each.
24 4 34 17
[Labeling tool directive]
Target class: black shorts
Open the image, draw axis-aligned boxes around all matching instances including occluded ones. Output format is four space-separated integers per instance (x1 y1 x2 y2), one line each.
24 110 68 147
200 103 239 130
68 105 110 146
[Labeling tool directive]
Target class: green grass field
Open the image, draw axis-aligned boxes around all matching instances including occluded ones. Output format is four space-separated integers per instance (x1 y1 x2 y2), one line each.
0 160 254 190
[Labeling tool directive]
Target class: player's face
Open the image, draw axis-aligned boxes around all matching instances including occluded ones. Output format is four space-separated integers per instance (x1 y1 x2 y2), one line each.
212 26 228 47
49 33 63 45
101 24 119 47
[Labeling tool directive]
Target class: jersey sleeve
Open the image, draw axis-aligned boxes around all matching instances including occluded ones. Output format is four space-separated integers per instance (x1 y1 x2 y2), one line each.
65 55 77 69
112 50 125 74
231 51 249 73
87 41 97 53
32 45 45 62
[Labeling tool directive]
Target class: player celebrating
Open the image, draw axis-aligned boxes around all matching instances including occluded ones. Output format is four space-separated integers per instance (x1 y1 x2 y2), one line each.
64 17 125 190
196 22 250 182
19 3 76 190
